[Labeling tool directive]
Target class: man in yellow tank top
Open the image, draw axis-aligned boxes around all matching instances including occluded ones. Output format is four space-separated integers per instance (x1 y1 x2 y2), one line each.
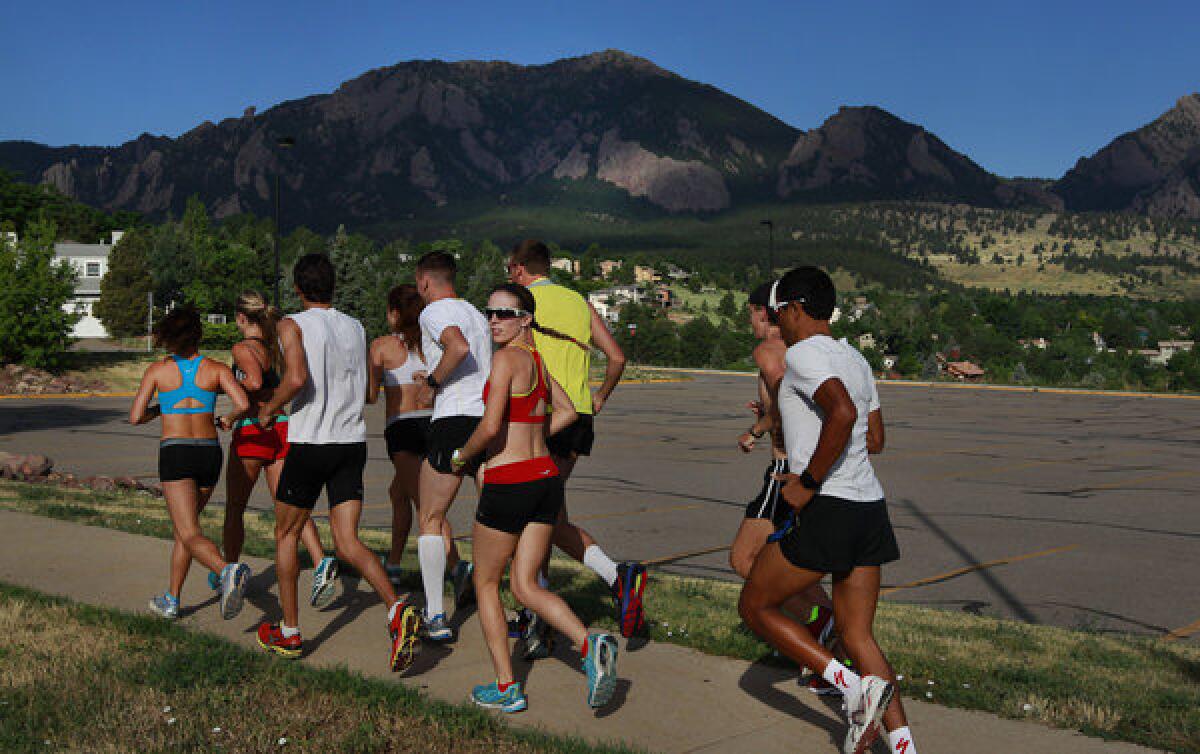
507 240 648 646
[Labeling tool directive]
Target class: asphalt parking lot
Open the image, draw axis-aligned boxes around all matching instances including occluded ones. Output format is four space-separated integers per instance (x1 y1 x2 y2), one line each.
2 374 1197 640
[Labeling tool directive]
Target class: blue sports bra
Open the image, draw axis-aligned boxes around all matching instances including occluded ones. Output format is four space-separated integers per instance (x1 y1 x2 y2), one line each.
159 355 217 415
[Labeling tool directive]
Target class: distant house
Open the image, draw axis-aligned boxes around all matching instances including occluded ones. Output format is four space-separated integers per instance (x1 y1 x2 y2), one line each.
1091 331 1107 352
1157 340 1194 361
634 265 661 284
587 284 645 323
53 232 124 338
857 333 877 351
665 264 691 281
945 361 985 381
597 259 622 279
882 354 898 371
551 257 579 276
1 231 16 247
652 286 675 309
1018 337 1049 350
1137 348 1168 366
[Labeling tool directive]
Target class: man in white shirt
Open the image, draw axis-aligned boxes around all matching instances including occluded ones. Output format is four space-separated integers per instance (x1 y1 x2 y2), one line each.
737 266 917 754
413 251 493 642
255 253 420 674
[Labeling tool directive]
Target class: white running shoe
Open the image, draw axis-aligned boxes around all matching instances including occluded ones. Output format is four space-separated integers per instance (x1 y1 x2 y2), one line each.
843 675 894 754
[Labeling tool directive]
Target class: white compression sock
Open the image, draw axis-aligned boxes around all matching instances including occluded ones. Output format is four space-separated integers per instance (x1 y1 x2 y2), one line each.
887 727 916 754
822 659 862 701
417 535 446 617
583 544 618 587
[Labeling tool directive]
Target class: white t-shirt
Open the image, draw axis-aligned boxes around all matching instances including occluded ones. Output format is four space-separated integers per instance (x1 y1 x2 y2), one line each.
778 335 884 502
286 307 368 444
419 298 492 421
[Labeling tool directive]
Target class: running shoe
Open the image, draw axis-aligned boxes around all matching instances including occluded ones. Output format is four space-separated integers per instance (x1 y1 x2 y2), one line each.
218 563 251 620
521 612 554 661
381 555 406 587
207 571 220 591
421 611 454 643
612 562 647 638
507 607 533 639
805 674 843 696
471 681 527 713
148 592 179 620
843 675 894 754
257 622 303 659
310 556 340 609
582 633 619 708
451 560 475 609
388 602 421 673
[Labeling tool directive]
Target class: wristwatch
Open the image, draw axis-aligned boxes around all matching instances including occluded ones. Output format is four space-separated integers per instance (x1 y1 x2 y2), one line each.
799 468 822 491
425 373 440 390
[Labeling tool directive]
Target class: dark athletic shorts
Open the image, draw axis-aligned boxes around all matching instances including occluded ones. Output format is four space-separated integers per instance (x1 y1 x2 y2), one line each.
745 458 792 529
547 413 595 458
277 442 367 509
778 494 900 573
385 415 431 457
426 416 482 474
158 439 223 488
476 475 565 535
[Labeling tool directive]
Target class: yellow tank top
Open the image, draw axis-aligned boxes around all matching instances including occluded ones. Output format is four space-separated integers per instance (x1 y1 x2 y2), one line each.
528 277 593 414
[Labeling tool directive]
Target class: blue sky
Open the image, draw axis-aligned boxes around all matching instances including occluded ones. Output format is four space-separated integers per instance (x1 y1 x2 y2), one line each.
1 0 1197 178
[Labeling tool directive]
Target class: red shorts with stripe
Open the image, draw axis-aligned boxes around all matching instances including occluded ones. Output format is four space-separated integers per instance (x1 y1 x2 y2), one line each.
231 420 290 462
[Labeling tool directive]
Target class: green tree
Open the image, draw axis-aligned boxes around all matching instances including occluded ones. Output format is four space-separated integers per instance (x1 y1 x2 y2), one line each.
0 218 78 367
95 229 154 337
717 292 737 318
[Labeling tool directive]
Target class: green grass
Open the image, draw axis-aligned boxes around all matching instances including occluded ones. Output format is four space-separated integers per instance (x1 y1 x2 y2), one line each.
3 480 1198 753
0 581 640 754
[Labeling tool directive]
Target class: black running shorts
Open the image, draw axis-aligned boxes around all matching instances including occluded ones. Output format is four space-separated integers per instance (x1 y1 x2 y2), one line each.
158 440 223 488
778 494 900 573
277 442 367 509
547 412 595 458
745 458 792 529
475 476 565 535
426 416 482 474
385 415 431 457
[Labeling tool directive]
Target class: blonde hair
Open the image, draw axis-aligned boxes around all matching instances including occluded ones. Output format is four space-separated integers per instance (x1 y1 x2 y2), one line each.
235 290 284 373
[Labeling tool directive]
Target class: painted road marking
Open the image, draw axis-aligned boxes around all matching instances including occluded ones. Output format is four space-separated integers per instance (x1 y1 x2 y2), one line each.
1163 617 1200 641
881 544 1080 595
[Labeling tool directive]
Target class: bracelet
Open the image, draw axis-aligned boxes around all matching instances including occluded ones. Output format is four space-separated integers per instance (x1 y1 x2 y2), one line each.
450 448 465 471
799 469 822 491
426 373 440 390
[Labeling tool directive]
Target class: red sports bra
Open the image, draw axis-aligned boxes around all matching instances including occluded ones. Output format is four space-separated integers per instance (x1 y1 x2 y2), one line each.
482 343 548 424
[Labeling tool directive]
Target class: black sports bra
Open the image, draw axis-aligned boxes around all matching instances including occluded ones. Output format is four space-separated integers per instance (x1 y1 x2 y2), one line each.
233 338 281 390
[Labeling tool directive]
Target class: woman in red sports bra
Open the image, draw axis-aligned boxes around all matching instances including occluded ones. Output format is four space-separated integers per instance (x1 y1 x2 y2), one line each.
452 283 621 713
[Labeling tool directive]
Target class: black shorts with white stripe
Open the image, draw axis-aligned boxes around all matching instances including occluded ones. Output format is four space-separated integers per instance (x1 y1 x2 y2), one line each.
745 458 793 529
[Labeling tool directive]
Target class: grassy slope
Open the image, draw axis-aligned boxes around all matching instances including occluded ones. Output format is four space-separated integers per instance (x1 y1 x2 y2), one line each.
0 581 638 754
1 480 1196 753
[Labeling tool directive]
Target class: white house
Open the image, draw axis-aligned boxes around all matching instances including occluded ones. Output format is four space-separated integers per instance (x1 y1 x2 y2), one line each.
587 284 646 324
551 257 579 276
53 232 123 338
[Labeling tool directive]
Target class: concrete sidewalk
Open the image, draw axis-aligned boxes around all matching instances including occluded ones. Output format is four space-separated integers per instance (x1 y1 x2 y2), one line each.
0 511 1159 754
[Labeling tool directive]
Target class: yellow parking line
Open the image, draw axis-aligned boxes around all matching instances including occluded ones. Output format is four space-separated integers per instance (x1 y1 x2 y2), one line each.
1163 617 1200 641
881 544 1079 595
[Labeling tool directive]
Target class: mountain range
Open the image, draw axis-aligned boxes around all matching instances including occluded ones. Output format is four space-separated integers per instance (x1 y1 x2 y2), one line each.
3 50 1200 230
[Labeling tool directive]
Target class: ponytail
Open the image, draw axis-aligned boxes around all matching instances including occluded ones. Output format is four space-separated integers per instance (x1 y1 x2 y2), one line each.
491 282 589 352
235 290 285 374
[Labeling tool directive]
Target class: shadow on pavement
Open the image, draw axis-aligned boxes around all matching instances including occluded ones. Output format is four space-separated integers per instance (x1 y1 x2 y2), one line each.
737 657 843 751
0 404 127 435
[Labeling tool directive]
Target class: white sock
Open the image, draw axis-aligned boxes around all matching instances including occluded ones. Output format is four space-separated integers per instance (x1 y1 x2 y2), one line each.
537 570 550 590
418 535 447 617
887 727 916 754
822 659 862 700
583 545 618 587
280 624 300 638
387 600 403 623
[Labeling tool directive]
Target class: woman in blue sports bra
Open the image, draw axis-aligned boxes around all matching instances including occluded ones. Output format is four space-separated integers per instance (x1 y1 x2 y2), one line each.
129 306 253 622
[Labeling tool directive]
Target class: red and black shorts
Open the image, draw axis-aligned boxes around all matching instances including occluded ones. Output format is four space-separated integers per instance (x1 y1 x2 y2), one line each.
230 418 289 462
476 457 563 534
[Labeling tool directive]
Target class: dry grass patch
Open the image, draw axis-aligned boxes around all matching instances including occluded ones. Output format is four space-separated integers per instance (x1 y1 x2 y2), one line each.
0 583 638 754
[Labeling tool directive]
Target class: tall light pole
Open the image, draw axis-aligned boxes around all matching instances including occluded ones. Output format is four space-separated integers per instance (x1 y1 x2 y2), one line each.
273 135 296 307
760 218 774 278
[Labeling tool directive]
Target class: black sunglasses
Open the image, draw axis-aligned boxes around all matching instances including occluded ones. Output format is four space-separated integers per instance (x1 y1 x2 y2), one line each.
484 307 529 321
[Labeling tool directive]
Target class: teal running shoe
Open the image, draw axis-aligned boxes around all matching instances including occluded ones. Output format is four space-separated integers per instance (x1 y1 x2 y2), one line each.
207 571 220 591
471 681 527 713
310 556 340 609
421 611 454 642
148 592 180 620
218 563 251 620
582 633 619 708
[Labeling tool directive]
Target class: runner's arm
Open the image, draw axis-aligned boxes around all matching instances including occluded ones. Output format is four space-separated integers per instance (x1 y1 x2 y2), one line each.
128 364 160 425
546 373 578 437
589 303 625 413
456 350 513 463
215 362 251 430
260 318 305 423
365 338 384 405
428 325 469 387
777 378 857 510
739 374 774 452
866 408 885 454
231 342 262 393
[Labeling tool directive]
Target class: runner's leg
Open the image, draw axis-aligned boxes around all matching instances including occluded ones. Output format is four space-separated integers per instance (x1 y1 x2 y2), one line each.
417 459 463 617
738 541 832 674
273 500 310 628
328 498 399 605
164 479 227 580
262 458 325 567
223 456 261 563
388 451 421 565
471 521 520 683
513 522 590 649
833 566 909 732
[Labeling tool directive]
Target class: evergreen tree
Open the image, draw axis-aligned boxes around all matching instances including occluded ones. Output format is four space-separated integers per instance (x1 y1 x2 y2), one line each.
95 229 154 337
0 218 78 367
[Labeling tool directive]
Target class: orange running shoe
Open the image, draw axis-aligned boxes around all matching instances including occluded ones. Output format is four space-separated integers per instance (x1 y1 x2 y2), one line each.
257 622 303 659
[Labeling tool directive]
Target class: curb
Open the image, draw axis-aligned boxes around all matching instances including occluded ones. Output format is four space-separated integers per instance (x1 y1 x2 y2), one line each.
0 391 137 401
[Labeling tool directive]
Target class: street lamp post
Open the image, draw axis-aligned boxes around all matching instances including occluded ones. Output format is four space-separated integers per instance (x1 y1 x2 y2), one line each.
272 136 296 307
760 219 774 277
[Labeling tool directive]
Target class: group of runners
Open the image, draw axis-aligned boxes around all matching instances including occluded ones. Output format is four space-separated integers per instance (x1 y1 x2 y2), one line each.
130 242 916 752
